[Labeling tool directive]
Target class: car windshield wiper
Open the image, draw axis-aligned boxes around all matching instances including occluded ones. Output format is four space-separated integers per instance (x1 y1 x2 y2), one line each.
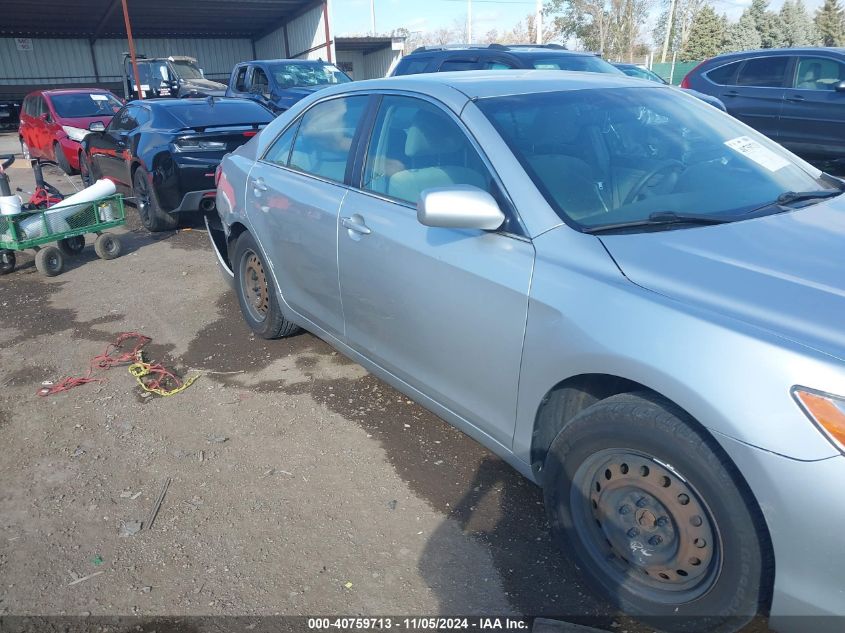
746 188 842 216
583 211 735 235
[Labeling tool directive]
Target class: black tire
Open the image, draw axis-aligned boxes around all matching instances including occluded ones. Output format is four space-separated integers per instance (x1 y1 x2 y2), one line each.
34 246 64 277
542 392 770 633
132 167 177 232
232 232 300 339
79 152 95 187
54 143 76 175
58 235 86 256
0 250 15 275
94 233 123 260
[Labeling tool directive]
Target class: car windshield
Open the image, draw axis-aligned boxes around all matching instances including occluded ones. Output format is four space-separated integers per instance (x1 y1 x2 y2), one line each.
477 87 838 231
164 101 274 127
171 60 204 80
50 93 122 118
532 55 622 74
269 63 351 89
620 66 665 83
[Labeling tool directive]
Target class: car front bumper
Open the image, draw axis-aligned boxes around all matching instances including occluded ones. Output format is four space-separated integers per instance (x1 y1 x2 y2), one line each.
716 432 845 632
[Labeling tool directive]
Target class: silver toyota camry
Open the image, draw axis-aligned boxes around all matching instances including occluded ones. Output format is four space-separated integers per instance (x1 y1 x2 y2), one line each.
210 71 845 632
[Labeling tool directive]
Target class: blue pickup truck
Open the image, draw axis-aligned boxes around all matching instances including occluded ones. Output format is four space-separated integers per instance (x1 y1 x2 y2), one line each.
225 59 351 114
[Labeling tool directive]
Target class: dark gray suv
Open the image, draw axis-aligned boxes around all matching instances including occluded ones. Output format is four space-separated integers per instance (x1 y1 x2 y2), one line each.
681 47 845 159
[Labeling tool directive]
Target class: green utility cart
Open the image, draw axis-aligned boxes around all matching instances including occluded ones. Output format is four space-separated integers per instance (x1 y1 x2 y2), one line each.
0 193 126 277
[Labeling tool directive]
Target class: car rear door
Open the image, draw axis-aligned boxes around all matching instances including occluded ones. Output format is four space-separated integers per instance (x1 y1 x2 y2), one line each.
779 55 845 158
337 94 533 447
720 55 789 140
30 96 50 158
245 94 370 338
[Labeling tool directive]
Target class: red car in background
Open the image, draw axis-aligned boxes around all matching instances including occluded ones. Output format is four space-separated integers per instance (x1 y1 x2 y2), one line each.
18 89 123 175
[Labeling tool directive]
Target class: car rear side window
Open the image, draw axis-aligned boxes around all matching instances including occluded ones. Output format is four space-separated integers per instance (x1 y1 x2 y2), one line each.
289 96 368 183
264 121 300 166
439 59 484 72
394 57 431 76
234 66 248 92
794 57 845 90
361 96 493 206
736 57 789 87
705 61 741 85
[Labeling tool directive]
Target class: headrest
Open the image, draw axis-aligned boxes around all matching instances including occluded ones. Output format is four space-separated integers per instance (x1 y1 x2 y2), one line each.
405 110 462 158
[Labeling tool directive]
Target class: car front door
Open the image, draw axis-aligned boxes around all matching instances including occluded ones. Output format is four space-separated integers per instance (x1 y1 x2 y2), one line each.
30 96 51 159
91 106 137 184
779 55 845 158
246 95 370 338
337 95 534 447
721 55 789 140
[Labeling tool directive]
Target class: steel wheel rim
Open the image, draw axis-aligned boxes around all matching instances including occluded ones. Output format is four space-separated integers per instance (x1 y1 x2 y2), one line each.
241 250 270 322
570 449 721 604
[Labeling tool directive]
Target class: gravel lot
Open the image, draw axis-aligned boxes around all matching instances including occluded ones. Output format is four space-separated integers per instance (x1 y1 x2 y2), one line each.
0 133 625 629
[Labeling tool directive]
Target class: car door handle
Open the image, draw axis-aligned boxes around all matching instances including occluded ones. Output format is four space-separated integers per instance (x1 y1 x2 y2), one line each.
251 177 268 192
723 90 739 97
786 94 805 102
341 216 371 235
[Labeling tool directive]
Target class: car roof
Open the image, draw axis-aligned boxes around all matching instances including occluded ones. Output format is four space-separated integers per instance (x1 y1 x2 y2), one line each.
241 59 331 65
406 43 596 57
706 47 845 63
134 97 259 108
35 89 116 97
331 69 657 101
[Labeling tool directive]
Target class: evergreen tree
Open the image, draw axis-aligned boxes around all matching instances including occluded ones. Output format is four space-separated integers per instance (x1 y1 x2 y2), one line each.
729 9 763 50
781 0 821 46
758 11 786 47
681 5 727 60
815 0 845 46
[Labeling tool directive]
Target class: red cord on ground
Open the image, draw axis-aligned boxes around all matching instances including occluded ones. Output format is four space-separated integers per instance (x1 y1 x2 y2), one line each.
38 332 152 397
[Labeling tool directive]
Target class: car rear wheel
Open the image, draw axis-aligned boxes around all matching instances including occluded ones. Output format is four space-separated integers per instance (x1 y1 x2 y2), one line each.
54 142 76 175
542 392 770 633
233 232 300 340
133 167 177 232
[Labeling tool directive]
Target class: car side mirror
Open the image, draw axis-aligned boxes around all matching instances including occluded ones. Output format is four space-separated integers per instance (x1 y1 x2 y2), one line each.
417 185 505 231
835 81 845 93
88 121 106 133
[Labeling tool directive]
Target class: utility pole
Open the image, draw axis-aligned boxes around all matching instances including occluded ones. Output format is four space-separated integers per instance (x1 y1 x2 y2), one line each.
467 0 472 43
370 0 376 36
121 0 143 100
535 0 543 44
660 0 676 63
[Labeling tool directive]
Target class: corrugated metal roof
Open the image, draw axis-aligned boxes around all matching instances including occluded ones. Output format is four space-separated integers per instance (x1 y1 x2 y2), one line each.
335 37 402 55
0 0 320 39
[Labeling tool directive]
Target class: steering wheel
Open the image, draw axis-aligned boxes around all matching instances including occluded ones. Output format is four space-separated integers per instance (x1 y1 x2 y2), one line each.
624 159 684 205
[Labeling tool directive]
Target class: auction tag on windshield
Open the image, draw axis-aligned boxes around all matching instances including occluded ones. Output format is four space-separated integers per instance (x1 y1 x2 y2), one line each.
724 136 789 172
90 94 108 101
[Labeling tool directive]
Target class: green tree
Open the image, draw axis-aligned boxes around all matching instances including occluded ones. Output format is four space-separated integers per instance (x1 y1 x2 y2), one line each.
780 0 820 46
815 0 845 46
758 10 786 47
728 8 762 50
680 5 727 60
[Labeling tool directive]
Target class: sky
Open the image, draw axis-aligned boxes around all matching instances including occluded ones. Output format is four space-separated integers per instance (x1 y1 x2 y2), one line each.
332 0 828 47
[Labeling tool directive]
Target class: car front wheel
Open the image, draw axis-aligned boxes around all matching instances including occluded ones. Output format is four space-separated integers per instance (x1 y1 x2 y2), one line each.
542 392 771 633
232 232 300 340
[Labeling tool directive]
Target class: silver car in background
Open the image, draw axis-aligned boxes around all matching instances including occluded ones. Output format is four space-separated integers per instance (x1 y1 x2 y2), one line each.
209 71 845 632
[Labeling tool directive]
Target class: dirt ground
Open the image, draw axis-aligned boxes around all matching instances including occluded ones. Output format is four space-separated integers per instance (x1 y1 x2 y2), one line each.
0 133 635 631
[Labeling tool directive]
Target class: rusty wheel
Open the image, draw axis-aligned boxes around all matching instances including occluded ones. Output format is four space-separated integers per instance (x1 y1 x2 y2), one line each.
242 251 270 322
572 450 720 603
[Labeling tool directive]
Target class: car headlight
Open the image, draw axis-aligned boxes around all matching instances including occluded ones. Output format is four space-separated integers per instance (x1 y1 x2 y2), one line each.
793 387 845 453
61 126 88 142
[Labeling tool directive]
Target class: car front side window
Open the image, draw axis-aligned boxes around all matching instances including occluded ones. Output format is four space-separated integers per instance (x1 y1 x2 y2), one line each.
361 96 494 206
794 57 845 90
288 96 368 183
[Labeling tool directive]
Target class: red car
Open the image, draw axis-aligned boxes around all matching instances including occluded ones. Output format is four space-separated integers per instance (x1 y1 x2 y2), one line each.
18 89 122 175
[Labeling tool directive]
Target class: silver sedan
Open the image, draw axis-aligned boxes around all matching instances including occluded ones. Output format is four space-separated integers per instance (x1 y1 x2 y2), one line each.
210 71 845 632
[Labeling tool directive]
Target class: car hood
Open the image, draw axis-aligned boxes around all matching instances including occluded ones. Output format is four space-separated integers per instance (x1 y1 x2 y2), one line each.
183 78 227 95
272 85 330 111
56 114 115 130
599 199 845 361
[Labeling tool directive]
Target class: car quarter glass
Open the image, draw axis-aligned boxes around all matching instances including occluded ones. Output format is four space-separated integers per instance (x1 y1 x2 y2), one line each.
476 86 834 230
288 96 368 182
